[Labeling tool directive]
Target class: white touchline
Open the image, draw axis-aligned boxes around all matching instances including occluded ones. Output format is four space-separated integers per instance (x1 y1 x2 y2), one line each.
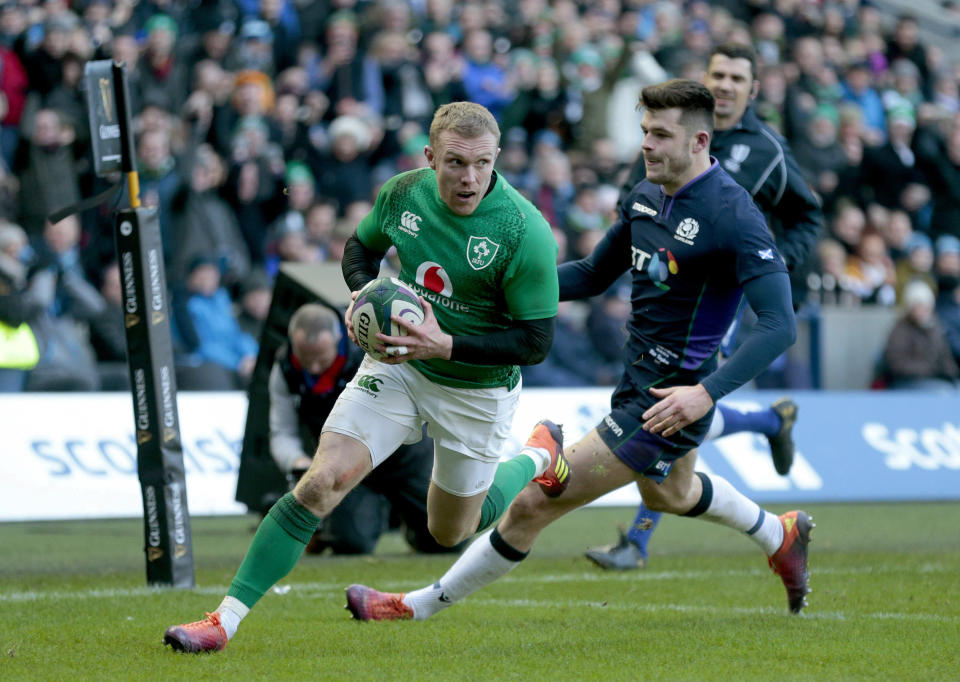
475 598 960 623
2 565 956 623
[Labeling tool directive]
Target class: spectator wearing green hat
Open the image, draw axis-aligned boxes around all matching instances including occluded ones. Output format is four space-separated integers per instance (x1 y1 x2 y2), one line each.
565 39 636 153
259 160 319 276
392 131 430 175
138 13 189 113
283 161 315 213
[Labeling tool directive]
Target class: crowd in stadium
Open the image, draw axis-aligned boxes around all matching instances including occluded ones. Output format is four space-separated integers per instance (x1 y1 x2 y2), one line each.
0 0 959 392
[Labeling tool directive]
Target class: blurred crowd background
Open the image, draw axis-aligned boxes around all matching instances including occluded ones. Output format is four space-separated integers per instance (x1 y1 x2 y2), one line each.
1 0 959 394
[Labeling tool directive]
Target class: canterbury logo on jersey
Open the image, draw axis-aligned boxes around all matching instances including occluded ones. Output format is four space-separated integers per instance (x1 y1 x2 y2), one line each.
356 374 383 393
399 211 422 236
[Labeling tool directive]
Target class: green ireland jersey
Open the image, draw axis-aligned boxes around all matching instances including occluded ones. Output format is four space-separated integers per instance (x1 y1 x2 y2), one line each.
356 168 559 389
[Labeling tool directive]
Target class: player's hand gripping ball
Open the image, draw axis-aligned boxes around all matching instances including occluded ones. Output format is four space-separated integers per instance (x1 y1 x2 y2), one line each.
352 277 424 360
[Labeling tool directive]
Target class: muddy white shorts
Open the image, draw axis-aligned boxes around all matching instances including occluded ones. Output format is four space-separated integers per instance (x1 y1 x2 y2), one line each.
321 355 521 496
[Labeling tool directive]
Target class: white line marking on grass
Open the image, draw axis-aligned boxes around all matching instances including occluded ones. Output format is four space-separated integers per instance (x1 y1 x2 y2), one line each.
0 582 353 603
474 599 960 623
503 562 954 584
3 568 958 624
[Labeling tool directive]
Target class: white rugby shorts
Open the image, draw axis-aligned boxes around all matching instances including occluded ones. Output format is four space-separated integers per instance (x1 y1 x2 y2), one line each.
321 355 521 496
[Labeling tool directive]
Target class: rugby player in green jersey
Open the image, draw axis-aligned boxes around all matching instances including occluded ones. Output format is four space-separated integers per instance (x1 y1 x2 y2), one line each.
163 102 571 652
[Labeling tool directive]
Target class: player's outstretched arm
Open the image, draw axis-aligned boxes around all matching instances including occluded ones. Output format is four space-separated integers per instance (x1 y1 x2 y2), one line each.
701 271 797 402
558 216 632 301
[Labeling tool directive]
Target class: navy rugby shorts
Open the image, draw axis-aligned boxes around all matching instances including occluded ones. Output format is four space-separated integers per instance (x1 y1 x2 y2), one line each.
596 370 715 482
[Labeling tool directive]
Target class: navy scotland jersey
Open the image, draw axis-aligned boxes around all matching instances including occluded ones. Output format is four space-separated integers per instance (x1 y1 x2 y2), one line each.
561 159 787 388
620 107 821 273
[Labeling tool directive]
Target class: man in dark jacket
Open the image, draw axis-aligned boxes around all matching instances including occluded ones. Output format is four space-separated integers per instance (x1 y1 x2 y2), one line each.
268 302 460 555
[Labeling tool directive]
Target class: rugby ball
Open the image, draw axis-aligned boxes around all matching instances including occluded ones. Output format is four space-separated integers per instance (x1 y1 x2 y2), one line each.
352 277 424 360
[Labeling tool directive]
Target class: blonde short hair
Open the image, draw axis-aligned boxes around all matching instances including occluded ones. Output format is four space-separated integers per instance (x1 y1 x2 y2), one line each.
428 101 501 149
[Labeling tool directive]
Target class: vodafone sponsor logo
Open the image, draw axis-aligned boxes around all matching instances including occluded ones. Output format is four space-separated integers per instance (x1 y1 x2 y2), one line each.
416 262 453 296
413 261 469 312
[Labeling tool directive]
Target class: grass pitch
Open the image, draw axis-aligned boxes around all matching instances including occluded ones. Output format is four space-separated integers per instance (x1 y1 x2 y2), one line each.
1 502 958 681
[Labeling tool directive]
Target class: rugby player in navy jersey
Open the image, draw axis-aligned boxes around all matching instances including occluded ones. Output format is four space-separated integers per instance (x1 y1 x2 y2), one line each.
346 79 814 620
587 42 822 571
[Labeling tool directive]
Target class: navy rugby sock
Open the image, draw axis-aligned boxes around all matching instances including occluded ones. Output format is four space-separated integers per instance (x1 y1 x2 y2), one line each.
626 503 661 558
716 403 781 438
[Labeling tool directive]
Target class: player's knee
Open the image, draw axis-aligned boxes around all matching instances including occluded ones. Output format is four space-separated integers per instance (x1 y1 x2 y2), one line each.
641 490 684 514
642 495 669 513
427 519 471 548
293 467 338 514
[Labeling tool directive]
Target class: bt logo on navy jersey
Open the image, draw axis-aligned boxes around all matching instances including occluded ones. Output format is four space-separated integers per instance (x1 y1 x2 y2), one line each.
632 245 679 291
649 248 679 291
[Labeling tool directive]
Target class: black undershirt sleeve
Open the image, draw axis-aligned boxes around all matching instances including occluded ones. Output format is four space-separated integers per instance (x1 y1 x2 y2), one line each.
450 316 554 366
700 272 797 402
341 234 385 292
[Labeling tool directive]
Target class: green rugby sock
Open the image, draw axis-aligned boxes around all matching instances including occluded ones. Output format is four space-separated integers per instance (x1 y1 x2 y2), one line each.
227 493 321 609
477 454 537 532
